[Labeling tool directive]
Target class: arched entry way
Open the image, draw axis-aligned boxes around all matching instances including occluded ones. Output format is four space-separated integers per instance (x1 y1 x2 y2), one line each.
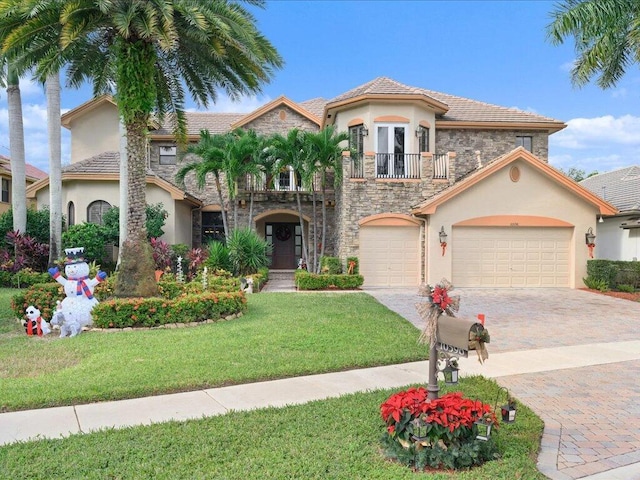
254 209 310 269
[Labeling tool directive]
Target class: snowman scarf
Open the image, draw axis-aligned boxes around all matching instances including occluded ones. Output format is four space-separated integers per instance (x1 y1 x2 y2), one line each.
74 276 94 299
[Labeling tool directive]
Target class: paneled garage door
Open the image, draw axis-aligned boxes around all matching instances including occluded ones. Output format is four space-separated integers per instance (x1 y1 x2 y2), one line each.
452 227 571 287
360 225 420 287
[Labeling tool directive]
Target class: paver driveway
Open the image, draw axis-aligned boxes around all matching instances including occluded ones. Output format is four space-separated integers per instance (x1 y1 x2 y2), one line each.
366 287 640 480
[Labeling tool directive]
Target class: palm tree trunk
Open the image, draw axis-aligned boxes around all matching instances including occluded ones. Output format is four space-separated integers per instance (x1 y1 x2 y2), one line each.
214 173 229 238
46 73 62 265
117 119 128 267
321 175 327 266
7 64 26 234
248 191 254 230
295 190 308 266
311 188 318 272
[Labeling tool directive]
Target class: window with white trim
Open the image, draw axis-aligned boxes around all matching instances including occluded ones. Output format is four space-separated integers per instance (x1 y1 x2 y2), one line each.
67 201 75 227
376 123 408 177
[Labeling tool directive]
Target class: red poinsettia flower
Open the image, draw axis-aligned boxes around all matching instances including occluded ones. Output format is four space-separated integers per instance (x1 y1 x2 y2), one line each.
431 285 452 311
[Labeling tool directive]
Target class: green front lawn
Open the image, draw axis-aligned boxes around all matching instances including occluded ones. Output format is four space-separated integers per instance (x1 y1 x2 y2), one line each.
0 292 427 411
0 377 545 480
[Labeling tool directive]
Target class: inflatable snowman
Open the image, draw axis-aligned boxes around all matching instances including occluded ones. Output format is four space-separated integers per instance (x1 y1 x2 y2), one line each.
48 247 107 331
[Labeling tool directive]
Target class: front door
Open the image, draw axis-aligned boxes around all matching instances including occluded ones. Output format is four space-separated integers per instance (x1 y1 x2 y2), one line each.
266 223 297 269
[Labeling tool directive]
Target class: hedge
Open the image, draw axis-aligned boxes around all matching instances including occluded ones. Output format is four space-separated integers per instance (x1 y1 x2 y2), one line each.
295 271 364 290
587 259 640 289
91 291 247 328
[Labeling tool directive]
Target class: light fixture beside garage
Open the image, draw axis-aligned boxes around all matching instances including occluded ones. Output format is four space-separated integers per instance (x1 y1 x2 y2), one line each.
439 226 448 256
585 227 596 258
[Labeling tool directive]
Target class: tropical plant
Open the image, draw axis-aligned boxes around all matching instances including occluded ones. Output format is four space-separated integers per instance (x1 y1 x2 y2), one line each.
205 241 233 272
304 126 350 272
102 203 169 242
0 207 52 245
149 237 172 271
583 275 609 291
0 0 282 297
0 232 49 272
226 228 272 276
548 0 640 89
177 131 230 238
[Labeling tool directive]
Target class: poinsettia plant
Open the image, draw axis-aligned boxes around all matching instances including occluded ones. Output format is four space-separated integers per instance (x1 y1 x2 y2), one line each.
380 387 499 470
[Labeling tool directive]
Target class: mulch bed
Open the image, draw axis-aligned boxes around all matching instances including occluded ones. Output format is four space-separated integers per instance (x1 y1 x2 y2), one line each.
580 288 640 302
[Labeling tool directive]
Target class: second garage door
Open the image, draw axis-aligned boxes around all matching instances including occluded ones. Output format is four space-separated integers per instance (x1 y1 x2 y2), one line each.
452 226 571 287
360 225 420 287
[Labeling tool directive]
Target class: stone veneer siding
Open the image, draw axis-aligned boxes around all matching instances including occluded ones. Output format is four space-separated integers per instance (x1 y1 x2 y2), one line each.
435 129 549 179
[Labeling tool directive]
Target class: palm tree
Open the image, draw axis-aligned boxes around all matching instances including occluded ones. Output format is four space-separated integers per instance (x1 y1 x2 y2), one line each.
270 128 310 267
176 130 230 239
305 126 349 271
5 62 26 234
0 0 282 296
46 72 62 265
548 0 640 88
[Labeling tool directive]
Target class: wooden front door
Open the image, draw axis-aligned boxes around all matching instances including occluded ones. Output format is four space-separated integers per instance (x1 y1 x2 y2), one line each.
267 223 297 269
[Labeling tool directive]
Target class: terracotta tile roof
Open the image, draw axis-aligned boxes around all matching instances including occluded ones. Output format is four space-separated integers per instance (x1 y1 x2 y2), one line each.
0 154 48 180
153 112 245 136
328 76 563 125
62 151 157 178
580 166 640 212
298 98 328 118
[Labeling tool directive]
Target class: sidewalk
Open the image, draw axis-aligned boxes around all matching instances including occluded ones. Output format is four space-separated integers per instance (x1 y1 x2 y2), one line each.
2 340 640 480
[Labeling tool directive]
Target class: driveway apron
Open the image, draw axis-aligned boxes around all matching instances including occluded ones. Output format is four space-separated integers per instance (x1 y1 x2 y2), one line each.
366 287 640 480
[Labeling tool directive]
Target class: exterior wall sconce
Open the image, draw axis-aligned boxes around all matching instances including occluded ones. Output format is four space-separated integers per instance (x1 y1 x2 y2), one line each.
415 125 422 137
585 227 596 258
439 226 448 256
361 124 369 137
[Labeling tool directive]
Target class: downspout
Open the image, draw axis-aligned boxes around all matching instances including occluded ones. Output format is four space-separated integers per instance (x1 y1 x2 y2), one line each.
413 214 428 285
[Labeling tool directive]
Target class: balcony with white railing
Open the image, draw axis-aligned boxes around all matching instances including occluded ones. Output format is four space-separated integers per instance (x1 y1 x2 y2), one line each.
348 152 451 180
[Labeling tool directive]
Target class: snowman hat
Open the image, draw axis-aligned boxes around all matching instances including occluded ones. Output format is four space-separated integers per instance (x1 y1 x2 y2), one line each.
64 247 86 265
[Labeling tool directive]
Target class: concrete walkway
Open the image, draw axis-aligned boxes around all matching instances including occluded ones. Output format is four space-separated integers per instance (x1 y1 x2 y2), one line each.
1 285 639 480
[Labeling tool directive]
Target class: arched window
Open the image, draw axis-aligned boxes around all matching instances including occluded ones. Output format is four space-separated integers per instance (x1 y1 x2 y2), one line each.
87 200 111 225
67 201 75 227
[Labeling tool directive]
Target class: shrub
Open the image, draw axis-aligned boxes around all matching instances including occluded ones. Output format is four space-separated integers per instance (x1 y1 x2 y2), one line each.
320 256 342 274
62 223 108 262
617 284 636 293
295 271 364 290
227 228 272 276
0 232 49 272
205 241 232 272
583 276 608 291
11 268 52 288
91 291 247 328
187 247 208 279
0 207 52 246
380 388 499 471
11 283 65 321
102 203 169 242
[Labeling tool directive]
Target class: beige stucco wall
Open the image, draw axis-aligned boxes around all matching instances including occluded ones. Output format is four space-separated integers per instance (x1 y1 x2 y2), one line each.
68 103 120 163
425 159 598 288
34 180 187 245
333 102 437 154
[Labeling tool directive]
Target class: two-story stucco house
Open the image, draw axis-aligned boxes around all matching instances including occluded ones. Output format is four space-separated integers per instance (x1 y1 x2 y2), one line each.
27 77 616 288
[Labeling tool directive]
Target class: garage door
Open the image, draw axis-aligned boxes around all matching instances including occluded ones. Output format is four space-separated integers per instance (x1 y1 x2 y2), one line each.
452 227 571 287
360 225 420 287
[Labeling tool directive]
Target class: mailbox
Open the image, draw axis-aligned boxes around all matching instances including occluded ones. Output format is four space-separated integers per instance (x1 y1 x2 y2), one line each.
436 317 489 358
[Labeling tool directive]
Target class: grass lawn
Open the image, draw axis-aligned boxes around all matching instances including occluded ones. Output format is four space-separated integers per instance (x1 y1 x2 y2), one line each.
0 291 427 412
0 377 546 480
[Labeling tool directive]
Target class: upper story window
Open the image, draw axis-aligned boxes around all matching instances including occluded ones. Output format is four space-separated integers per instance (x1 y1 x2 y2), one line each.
1 178 9 203
376 123 408 177
516 136 532 152
417 126 429 153
349 125 365 159
87 200 111 225
159 145 177 165
274 166 303 191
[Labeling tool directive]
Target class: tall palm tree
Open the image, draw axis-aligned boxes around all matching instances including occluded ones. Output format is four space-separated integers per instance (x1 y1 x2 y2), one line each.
270 128 310 267
5 62 26 234
548 0 640 88
46 72 62 265
176 130 230 239
305 126 349 271
0 0 282 296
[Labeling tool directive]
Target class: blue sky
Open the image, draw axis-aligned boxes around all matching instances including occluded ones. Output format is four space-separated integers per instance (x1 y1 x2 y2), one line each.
1 0 640 175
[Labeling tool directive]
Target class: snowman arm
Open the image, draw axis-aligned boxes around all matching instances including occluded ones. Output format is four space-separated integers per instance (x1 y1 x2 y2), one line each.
87 278 100 288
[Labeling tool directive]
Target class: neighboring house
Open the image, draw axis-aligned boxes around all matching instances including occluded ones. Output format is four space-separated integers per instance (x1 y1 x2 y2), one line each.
27 77 616 288
0 154 48 214
580 166 640 261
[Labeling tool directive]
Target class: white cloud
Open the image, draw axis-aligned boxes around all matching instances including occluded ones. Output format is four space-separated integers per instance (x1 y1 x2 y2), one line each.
560 60 575 73
550 115 640 149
